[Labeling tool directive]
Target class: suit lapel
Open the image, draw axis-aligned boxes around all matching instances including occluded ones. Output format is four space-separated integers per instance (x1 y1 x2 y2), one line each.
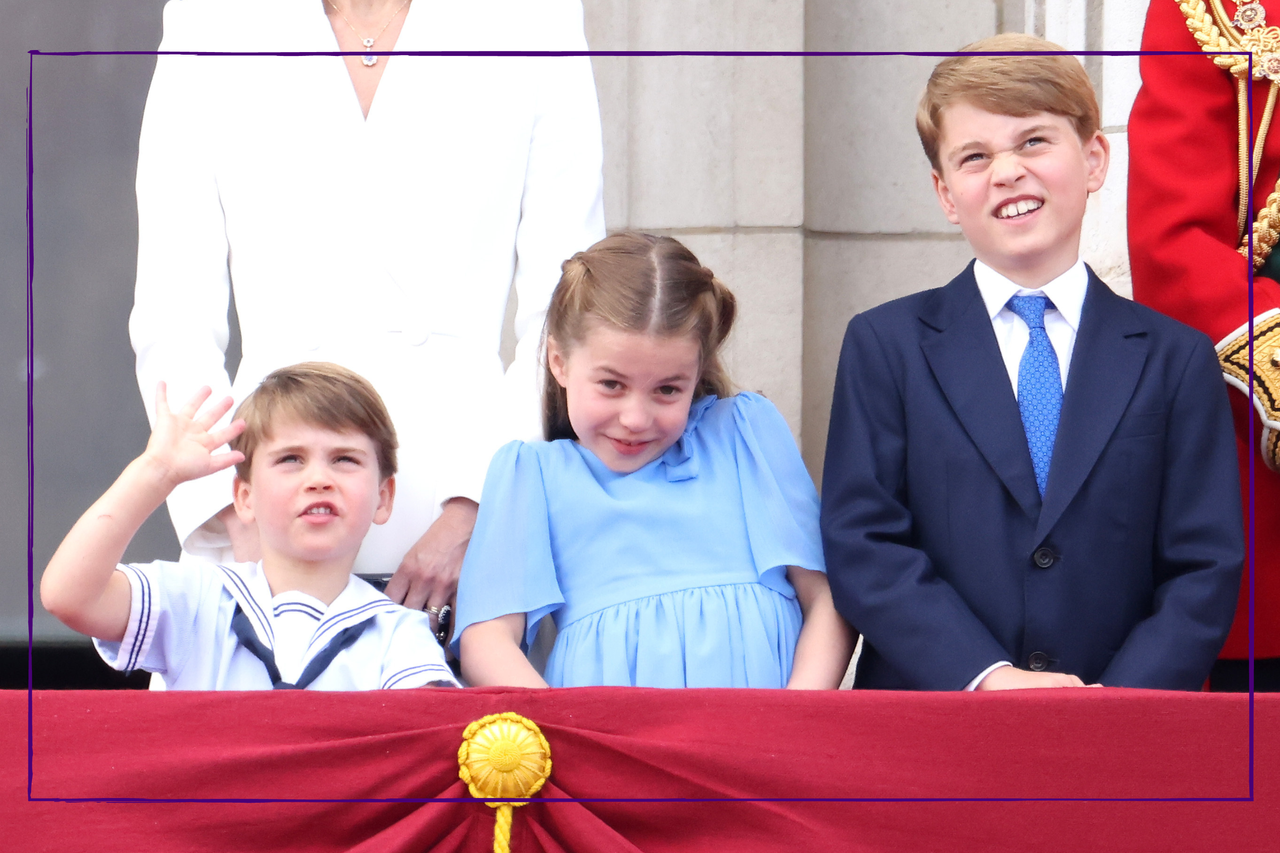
919 266 1042 520
1033 272 1149 542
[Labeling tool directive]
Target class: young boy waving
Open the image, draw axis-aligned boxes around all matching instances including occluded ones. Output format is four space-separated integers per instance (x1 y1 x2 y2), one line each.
821 34 1244 691
41 362 457 690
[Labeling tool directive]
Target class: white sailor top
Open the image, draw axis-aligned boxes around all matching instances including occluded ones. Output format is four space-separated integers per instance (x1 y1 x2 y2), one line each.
94 559 458 690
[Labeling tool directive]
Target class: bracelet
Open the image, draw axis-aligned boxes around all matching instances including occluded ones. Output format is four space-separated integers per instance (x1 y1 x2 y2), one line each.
430 604 453 644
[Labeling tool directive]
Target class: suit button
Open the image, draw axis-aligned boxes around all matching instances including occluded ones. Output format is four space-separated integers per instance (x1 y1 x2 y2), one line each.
1033 547 1056 568
1028 652 1050 671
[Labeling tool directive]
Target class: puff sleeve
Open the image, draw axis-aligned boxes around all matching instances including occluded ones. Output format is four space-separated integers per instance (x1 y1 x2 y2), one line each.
451 442 565 654
730 392 826 592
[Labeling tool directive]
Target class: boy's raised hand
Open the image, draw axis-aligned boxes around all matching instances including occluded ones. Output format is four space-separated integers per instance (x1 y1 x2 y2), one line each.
143 383 246 487
41 384 245 644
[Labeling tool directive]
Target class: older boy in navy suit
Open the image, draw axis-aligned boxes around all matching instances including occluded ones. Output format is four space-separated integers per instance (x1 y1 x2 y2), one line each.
821 34 1243 691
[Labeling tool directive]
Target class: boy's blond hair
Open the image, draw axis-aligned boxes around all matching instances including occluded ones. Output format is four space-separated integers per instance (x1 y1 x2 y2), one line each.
916 33 1101 172
230 362 398 481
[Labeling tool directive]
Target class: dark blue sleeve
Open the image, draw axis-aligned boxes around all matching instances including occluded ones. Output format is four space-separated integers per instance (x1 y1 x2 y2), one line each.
1099 334 1244 688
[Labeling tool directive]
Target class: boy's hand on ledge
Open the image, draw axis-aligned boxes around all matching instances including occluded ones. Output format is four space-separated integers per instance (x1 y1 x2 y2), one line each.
143 383 245 489
976 665 1085 691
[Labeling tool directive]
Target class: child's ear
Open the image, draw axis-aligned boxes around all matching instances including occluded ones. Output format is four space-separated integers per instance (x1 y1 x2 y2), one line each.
373 476 395 526
232 476 255 524
547 337 570 388
1084 130 1110 194
931 169 961 225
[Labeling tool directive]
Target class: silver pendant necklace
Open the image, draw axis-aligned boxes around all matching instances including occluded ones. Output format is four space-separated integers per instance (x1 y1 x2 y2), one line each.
325 0 412 67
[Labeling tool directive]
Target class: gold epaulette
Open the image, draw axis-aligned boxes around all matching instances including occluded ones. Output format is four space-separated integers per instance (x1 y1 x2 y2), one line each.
1219 310 1280 469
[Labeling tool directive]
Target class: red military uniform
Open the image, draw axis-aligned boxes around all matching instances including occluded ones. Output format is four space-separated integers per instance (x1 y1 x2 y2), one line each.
1129 0 1280 675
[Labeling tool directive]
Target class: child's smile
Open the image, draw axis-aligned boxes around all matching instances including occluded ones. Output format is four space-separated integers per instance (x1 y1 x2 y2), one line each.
994 196 1043 219
609 436 653 457
548 325 702 474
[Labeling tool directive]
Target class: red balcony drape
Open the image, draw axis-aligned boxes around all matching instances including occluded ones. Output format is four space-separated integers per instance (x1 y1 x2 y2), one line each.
6 688 1277 850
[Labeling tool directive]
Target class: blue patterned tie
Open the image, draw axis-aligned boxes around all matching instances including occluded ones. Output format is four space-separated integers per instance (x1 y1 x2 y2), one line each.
1008 295 1062 496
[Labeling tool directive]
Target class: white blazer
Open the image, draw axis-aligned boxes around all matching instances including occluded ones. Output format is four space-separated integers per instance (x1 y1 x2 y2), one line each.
130 0 606 572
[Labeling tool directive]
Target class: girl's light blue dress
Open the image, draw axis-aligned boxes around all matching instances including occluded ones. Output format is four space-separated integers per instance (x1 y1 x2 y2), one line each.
452 392 825 687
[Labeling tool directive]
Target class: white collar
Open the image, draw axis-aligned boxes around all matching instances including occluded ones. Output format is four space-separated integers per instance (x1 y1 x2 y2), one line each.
218 562 400 653
973 258 1088 332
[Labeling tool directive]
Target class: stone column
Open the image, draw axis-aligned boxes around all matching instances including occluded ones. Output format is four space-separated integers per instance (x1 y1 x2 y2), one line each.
583 0 808 440
801 3 997 483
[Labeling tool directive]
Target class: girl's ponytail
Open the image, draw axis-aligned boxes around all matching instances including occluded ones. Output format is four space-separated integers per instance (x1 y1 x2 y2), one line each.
542 252 591 441
695 272 737 400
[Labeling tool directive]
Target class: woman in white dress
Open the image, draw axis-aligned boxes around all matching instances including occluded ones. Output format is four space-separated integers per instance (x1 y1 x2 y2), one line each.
130 0 606 633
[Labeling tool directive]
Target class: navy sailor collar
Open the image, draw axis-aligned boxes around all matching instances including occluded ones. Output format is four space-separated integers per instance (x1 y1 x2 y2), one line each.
218 561 403 657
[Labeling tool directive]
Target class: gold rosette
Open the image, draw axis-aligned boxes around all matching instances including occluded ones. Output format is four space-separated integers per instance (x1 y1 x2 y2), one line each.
458 713 552 853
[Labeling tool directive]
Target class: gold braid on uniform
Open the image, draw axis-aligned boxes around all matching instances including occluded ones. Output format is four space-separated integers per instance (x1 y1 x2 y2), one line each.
1179 0 1253 74
1219 311 1280 470
1254 184 1280 265
1179 0 1280 267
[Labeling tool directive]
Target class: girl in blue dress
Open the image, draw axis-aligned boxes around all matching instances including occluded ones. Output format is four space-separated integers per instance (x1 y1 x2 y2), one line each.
453 233 855 688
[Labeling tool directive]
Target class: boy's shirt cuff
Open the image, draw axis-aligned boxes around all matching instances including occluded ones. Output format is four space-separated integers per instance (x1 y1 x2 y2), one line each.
966 661 1013 691
93 564 162 674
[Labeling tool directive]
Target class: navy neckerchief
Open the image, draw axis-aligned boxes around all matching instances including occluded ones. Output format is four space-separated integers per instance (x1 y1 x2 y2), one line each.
231 603 373 689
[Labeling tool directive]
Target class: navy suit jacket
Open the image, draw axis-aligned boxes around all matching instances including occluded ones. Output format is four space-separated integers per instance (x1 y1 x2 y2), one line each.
821 263 1243 690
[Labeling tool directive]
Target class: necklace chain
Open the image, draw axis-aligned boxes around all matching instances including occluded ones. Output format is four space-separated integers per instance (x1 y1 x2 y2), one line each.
325 0 411 67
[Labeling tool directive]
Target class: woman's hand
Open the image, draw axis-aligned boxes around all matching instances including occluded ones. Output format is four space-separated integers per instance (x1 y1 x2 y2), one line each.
384 497 478 635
